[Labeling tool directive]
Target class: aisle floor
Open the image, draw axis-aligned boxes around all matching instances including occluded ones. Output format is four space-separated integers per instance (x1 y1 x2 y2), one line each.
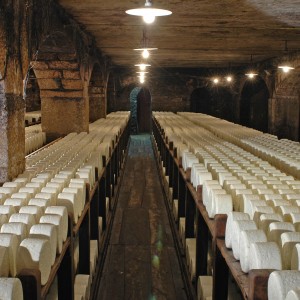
97 134 188 300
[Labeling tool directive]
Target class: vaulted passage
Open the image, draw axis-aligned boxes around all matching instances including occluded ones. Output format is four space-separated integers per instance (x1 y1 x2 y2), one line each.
97 134 188 299
240 78 269 132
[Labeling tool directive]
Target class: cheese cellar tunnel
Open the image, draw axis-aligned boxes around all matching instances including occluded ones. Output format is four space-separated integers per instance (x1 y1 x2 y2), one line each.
0 1 300 299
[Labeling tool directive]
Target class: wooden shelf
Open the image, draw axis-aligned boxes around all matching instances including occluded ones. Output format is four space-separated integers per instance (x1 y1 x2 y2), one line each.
41 237 71 298
18 120 131 300
152 117 273 300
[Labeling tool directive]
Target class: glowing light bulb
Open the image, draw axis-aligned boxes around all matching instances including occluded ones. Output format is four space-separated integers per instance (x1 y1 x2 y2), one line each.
139 76 145 83
143 14 155 24
140 64 146 71
142 49 150 59
135 63 150 70
245 72 258 79
278 65 294 73
226 76 232 82
213 78 219 84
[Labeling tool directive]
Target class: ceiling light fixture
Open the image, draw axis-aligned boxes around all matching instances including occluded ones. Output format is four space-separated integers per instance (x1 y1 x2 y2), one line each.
226 76 233 82
213 78 219 84
135 63 151 71
134 48 158 59
134 29 158 59
126 0 172 24
245 55 258 78
278 65 295 73
245 72 258 79
278 40 295 73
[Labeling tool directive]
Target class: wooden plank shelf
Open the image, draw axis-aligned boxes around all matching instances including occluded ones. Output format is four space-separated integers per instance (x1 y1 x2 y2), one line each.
41 237 71 298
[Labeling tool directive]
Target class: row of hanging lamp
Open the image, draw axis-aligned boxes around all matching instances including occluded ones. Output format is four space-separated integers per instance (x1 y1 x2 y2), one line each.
126 2 172 83
126 0 172 24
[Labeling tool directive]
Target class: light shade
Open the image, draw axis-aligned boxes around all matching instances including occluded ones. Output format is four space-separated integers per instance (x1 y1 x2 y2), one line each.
278 65 295 73
126 1 172 24
135 63 151 71
245 72 258 78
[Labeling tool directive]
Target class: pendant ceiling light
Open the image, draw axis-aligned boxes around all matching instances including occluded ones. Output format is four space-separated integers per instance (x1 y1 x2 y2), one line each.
126 0 172 24
135 63 151 71
134 28 157 59
245 55 258 79
134 48 158 59
278 40 295 73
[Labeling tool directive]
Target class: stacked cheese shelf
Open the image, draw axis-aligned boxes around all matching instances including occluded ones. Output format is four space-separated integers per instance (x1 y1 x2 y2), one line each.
25 111 41 127
0 111 130 300
152 112 300 300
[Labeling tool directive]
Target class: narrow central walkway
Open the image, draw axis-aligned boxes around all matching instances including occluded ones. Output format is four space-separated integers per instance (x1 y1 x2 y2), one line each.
97 134 188 300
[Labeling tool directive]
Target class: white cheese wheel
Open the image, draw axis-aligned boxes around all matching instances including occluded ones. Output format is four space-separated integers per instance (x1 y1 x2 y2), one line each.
225 212 250 249
197 276 212 300
0 215 8 226
173 199 178 221
4 199 27 212
69 182 86 212
268 271 300 300
206 189 226 218
9 213 36 229
0 205 16 217
29 224 57 265
0 278 23 300
47 181 64 193
0 233 20 276
57 192 78 223
280 232 300 270
258 213 283 233
202 180 220 207
41 187 59 203
246 200 267 220
0 246 9 276
268 222 295 244
249 242 282 270
179 218 186 247
239 229 267 273
1 222 27 243
286 289 300 300
232 220 257 260
19 206 43 223
234 189 253 212
28 198 50 209
197 172 213 187
62 187 81 216
278 206 300 221
241 194 261 215
253 206 275 225
186 238 196 280
211 194 232 218
39 214 63 254
17 238 52 285
267 199 290 208
18 188 35 199
34 192 55 206
45 206 68 242
291 244 300 270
